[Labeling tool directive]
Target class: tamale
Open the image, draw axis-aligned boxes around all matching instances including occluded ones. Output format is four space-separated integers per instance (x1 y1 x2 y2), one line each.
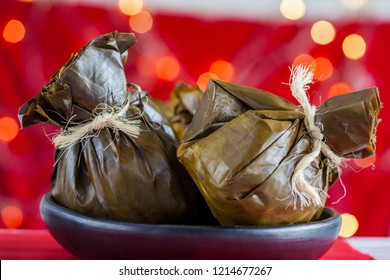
177 69 382 226
153 83 203 140
18 31 212 224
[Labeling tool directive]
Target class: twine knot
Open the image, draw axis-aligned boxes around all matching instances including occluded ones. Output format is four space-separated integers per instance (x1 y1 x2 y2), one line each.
309 127 324 142
89 111 114 131
53 86 142 150
288 65 344 209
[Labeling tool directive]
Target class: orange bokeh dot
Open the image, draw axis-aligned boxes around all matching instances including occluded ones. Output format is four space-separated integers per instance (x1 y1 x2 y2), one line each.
342 34 366 60
118 0 143 16
155 56 180 81
293 54 316 69
3 19 25 43
129 10 153 34
328 82 353 98
339 213 359 238
209 60 235 81
1 206 24 229
313 57 333 81
0 117 19 142
310 20 336 45
197 72 219 92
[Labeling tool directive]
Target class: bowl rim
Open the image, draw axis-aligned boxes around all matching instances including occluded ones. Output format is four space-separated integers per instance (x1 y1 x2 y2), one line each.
41 192 341 234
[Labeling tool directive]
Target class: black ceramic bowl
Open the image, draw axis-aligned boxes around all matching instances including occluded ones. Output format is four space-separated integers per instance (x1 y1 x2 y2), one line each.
40 193 341 260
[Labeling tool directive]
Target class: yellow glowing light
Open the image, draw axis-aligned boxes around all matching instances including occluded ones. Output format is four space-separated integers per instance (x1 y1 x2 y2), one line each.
342 34 366 60
1 206 24 229
339 213 359 238
342 0 366 10
353 154 376 169
311 21 336 45
328 82 352 98
156 56 180 81
209 60 235 81
0 117 19 142
313 57 333 81
197 72 219 92
129 10 153 34
293 54 316 69
118 0 143 16
280 0 306 21
3 19 25 43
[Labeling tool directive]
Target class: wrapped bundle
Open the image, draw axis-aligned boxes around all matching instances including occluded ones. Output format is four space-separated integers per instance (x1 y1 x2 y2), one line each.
178 66 382 226
153 83 203 140
18 31 212 224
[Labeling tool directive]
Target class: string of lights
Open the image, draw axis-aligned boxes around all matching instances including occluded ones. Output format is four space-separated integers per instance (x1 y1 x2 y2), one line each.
1 0 389 237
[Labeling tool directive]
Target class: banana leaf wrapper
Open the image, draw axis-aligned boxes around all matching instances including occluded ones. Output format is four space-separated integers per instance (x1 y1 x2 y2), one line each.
18 31 213 224
153 83 203 140
177 80 382 226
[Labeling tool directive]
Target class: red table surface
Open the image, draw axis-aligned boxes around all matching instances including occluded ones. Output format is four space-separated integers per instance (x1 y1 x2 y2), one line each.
0 229 373 260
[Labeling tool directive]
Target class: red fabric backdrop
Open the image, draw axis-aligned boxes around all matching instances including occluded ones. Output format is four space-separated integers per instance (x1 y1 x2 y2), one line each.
0 0 389 236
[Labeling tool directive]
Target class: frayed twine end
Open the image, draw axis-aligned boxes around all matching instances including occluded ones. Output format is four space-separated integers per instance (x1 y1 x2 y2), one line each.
287 65 345 209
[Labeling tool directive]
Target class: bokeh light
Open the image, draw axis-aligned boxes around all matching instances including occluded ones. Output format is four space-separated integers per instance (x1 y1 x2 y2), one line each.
339 213 359 238
1 205 24 229
293 55 333 81
156 56 180 81
3 19 25 43
197 72 219 92
310 20 336 45
293 54 316 69
118 0 143 16
0 117 19 142
342 0 366 10
280 0 306 21
328 82 353 98
129 10 153 33
342 34 366 60
313 57 333 81
209 60 235 81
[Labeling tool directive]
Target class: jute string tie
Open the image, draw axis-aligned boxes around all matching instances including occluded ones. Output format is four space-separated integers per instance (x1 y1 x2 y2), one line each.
53 84 142 149
289 65 344 209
